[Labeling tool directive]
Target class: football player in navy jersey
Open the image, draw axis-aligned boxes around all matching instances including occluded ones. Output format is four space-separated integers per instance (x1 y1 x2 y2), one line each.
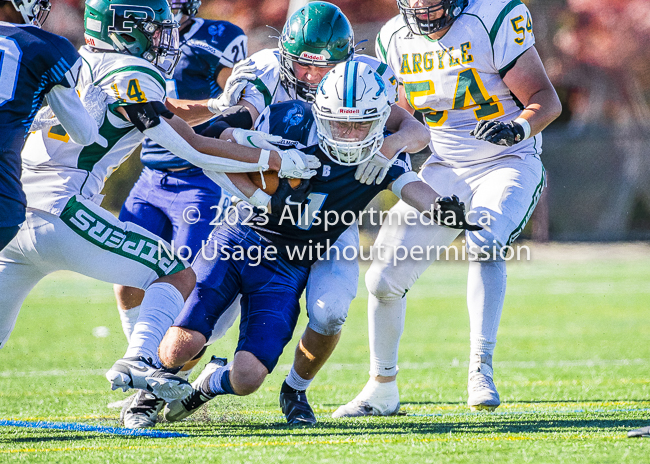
112 0 250 427
156 62 479 424
164 2 432 426
0 0 103 251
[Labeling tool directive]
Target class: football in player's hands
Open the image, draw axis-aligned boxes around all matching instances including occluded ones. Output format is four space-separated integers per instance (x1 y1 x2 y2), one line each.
434 195 482 231
248 170 301 195
270 178 312 217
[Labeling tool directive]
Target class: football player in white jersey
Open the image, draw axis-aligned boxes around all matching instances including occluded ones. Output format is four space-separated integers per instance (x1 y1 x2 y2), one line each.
334 0 562 416
0 0 318 403
164 1 430 425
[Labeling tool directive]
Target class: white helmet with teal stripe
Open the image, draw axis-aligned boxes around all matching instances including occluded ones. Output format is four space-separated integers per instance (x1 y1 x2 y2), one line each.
314 61 391 166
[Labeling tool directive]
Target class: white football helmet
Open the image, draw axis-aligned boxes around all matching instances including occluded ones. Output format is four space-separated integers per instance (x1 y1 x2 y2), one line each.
8 0 50 27
313 61 391 166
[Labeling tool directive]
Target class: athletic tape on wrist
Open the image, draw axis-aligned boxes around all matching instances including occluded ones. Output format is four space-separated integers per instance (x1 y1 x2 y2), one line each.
514 117 531 140
249 188 271 208
391 171 420 199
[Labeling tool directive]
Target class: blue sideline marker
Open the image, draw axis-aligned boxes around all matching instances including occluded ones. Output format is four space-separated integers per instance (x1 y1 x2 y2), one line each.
0 419 189 438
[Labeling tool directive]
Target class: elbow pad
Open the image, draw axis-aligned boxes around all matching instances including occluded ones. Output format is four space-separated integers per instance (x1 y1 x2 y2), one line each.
123 101 174 133
200 105 253 139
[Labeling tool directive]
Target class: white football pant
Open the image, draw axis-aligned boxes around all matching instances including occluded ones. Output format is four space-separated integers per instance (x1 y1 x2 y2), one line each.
366 155 545 377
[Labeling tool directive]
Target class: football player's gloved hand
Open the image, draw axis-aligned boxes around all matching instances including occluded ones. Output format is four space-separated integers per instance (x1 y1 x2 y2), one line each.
29 105 57 132
432 195 482 231
278 148 321 179
270 178 312 217
470 119 526 147
355 146 406 185
230 128 282 150
80 84 108 127
207 58 258 115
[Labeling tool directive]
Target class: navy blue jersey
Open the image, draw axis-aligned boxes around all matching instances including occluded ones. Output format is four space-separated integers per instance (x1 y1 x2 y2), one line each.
248 101 412 267
0 24 80 227
140 18 247 170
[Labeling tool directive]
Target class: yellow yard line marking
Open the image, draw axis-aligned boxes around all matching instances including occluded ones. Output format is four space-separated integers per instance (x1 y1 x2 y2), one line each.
0 434 622 454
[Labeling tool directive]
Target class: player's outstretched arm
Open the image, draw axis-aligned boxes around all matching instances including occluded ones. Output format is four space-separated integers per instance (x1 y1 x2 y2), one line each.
165 59 259 126
45 85 101 146
391 175 481 231
116 103 279 172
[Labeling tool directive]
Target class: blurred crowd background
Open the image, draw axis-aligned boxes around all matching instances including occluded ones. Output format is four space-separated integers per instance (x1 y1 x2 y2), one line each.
44 0 650 241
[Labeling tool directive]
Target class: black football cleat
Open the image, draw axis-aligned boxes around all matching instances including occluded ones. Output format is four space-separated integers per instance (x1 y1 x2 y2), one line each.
279 381 317 425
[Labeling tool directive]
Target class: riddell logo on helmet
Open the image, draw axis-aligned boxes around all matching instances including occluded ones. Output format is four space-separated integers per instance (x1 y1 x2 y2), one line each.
300 51 327 61
337 108 361 114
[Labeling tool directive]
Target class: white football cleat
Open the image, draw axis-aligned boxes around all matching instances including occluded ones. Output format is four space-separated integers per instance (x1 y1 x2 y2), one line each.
121 390 165 429
332 379 400 418
164 356 227 422
107 393 136 409
106 356 192 403
467 355 500 411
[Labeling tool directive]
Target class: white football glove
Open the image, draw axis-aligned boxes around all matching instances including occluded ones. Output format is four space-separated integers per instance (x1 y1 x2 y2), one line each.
29 105 56 132
278 148 321 179
354 146 407 185
80 84 108 127
231 128 282 150
207 58 258 115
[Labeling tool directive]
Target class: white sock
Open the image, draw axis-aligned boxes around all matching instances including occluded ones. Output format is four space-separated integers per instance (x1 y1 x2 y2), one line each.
285 366 312 391
368 294 406 378
117 305 140 343
124 282 184 361
467 261 506 369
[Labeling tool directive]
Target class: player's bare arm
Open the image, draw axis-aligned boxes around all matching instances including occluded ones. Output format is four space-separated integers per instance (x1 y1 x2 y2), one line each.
393 178 481 231
472 48 562 147
165 59 258 126
502 46 562 136
115 105 284 170
382 104 431 158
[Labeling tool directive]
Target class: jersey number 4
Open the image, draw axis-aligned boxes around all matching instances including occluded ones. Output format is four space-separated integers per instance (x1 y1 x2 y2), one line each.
404 68 504 127
0 36 22 107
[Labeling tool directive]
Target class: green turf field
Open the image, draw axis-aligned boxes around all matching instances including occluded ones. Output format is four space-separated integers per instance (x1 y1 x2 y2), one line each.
1 245 650 463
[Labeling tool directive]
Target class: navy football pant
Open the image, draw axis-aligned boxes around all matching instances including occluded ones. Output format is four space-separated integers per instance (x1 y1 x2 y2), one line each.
174 220 309 372
0 225 20 252
119 166 229 261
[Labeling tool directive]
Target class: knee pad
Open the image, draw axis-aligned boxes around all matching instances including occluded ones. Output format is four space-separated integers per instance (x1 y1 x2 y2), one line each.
307 292 350 336
365 263 407 301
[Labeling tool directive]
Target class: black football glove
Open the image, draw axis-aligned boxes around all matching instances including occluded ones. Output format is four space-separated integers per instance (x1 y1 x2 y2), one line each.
433 195 482 231
270 178 312 217
470 119 526 147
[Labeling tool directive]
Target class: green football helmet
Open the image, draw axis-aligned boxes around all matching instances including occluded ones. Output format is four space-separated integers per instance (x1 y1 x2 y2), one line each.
279 1 354 101
83 0 181 74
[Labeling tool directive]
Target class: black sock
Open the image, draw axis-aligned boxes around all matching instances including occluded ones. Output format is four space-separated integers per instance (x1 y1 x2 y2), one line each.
281 379 303 394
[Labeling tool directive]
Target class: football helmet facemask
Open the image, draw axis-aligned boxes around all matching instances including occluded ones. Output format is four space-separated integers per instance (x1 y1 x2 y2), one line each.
314 61 391 166
7 0 50 27
397 0 467 35
279 1 354 101
83 0 181 75
169 0 200 24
